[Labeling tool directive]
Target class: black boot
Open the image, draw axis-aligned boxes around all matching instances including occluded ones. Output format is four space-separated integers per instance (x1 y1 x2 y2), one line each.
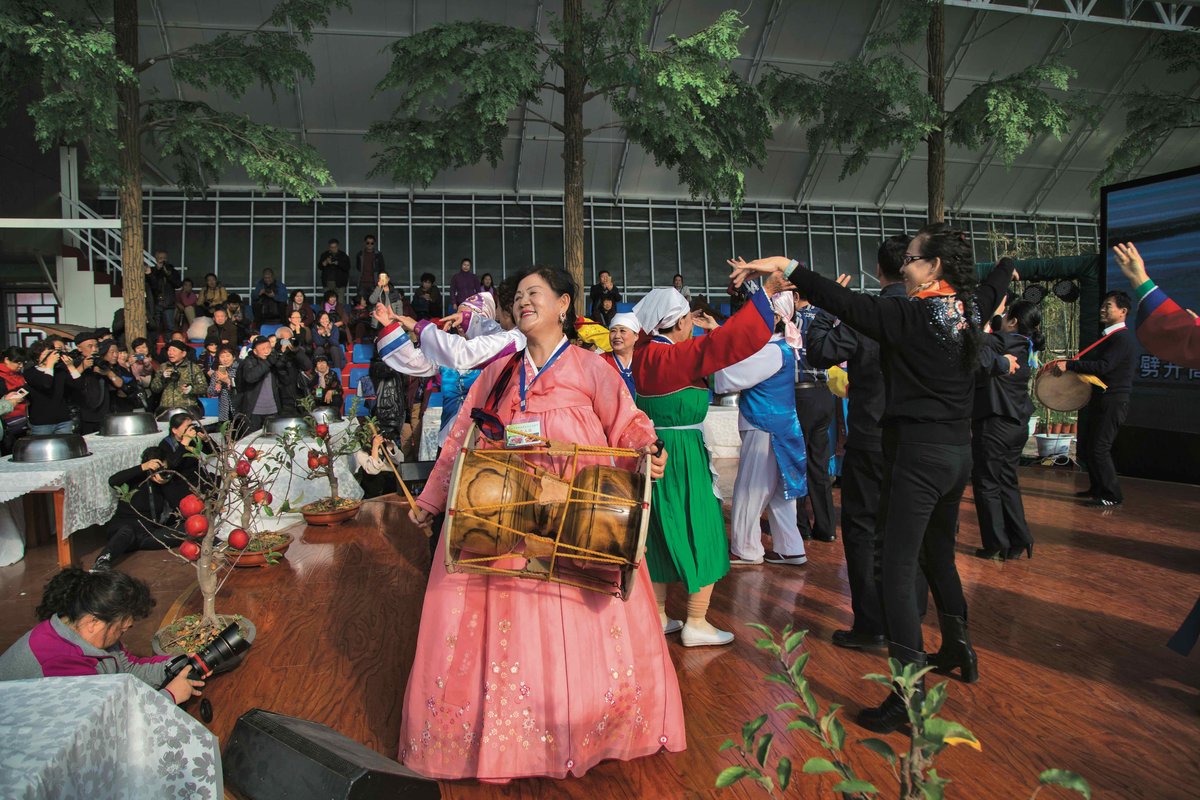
856 643 927 734
929 613 979 683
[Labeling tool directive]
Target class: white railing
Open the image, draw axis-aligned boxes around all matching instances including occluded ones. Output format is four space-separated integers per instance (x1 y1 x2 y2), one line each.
60 194 156 279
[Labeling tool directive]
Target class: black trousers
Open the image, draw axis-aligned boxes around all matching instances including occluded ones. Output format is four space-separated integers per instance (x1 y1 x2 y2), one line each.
794 384 835 538
878 433 971 654
840 446 886 635
971 415 1034 552
1080 393 1129 503
101 520 182 561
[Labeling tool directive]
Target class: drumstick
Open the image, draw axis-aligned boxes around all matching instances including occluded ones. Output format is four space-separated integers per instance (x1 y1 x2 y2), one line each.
367 422 424 529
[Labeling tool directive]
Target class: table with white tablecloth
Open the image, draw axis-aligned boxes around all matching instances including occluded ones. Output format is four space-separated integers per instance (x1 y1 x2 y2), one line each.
0 420 216 568
0 674 223 799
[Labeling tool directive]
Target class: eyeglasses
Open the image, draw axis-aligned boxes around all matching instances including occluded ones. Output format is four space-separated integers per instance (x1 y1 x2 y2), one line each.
901 254 928 266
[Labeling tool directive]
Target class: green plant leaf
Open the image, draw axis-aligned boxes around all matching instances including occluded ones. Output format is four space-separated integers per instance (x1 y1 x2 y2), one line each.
829 715 847 751
924 718 980 751
924 680 948 716
863 672 893 687
786 717 819 735
921 782 946 800
718 738 737 752
1038 770 1092 799
777 756 792 791
742 714 768 750
715 765 750 788
831 778 878 794
799 681 819 718
775 702 801 712
746 622 774 637
755 732 773 767
764 673 792 687
783 629 807 653
857 737 897 766
802 757 839 774
788 651 811 684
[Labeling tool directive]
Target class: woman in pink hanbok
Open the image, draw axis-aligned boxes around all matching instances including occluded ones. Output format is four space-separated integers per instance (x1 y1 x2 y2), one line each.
401 266 685 781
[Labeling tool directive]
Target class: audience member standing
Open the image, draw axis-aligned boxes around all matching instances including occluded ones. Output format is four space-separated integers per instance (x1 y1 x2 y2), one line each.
792 291 836 543
479 273 496 299
151 342 206 411
318 238 352 302
1051 291 1138 507
207 347 239 423
23 340 81 434
449 257 482 308
147 249 180 333
235 336 282 436
369 271 407 329
590 270 622 318
355 234 385 300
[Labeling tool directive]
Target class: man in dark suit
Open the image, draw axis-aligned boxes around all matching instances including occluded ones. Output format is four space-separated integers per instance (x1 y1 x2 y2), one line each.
1052 290 1138 507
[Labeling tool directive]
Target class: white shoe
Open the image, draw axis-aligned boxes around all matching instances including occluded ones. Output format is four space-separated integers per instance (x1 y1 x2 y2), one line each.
764 551 808 566
729 552 763 565
662 618 683 635
681 623 735 647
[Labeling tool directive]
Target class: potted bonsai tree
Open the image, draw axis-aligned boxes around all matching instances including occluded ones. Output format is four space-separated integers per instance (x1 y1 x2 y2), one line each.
277 397 371 525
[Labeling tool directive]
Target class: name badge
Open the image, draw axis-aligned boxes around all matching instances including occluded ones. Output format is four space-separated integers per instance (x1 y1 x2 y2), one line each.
505 420 542 448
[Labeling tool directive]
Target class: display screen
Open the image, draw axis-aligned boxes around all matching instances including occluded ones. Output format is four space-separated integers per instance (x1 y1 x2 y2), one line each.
1102 165 1200 435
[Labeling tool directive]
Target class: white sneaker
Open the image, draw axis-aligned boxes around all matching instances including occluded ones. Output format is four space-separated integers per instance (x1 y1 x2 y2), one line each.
728 551 763 565
662 618 683 635
681 623 735 647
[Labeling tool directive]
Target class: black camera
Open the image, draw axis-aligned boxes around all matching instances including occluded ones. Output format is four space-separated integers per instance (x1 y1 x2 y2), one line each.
160 622 251 685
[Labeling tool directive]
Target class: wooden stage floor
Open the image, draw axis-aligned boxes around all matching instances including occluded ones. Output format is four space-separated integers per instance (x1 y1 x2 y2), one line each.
2 466 1198 799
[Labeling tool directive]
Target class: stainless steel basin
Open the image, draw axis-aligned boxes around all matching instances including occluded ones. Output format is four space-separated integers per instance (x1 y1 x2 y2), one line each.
100 412 160 437
309 405 341 425
263 416 311 437
12 434 91 463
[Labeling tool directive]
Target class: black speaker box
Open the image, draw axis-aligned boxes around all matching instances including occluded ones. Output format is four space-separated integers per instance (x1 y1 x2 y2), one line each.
223 709 440 799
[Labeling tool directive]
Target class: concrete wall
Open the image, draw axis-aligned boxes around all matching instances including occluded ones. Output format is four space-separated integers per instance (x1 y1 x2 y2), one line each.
58 255 122 329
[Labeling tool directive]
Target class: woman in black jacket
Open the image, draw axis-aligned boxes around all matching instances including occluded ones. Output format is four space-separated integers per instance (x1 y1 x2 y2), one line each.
730 224 1015 733
971 300 1043 561
23 341 82 434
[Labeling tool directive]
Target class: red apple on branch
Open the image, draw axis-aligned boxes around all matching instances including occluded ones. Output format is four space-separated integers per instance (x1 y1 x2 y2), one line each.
179 540 201 561
307 455 320 470
315 423 329 439
252 488 272 506
179 494 204 519
244 446 258 461
318 454 330 467
228 529 250 550
185 515 209 538
235 459 252 477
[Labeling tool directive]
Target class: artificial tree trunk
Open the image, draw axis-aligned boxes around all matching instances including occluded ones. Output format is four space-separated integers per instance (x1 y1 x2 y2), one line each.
198 524 220 628
926 0 946 224
114 0 148 342
561 0 587 313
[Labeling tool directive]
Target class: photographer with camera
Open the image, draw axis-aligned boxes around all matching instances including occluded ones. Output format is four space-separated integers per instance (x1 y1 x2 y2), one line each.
91 446 185 573
207 346 239 422
150 341 206 412
22 340 83 434
251 268 288 327
160 413 214 493
234 335 283 436
273 326 313 414
77 340 129 432
318 238 352 302
0 568 204 705
147 249 181 334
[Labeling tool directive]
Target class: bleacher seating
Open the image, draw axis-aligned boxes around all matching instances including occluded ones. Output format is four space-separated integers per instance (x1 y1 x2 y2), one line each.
199 396 219 418
718 303 732 317
616 301 634 313
348 366 370 393
352 343 375 363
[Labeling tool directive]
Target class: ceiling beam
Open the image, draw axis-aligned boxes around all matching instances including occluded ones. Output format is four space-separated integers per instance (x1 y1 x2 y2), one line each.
746 0 785 86
1025 32 1156 213
794 0 895 208
513 0 545 193
943 0 1195 31
612 2 666 198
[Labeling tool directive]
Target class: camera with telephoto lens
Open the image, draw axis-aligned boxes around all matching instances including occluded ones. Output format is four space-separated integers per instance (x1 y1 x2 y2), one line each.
160 622 251 685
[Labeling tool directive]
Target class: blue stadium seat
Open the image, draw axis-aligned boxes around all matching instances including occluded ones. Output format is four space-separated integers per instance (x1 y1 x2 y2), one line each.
199 397 219 418
348 367 370 391
352 343 375 363
615 302 634 313
718 303 732 317
260 324 285 339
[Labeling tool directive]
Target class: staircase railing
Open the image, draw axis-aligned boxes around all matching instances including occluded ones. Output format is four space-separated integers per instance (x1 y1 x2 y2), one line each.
59 194 156 279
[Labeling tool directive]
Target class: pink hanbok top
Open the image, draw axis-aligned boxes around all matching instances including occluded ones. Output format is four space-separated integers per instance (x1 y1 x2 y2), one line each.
402 343 685 781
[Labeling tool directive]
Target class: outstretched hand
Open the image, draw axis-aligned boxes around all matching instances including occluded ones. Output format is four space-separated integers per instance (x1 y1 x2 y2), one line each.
692 310 718 331
835 273 853 288
1113 242 1148 288
372 303 398 328
440 311 464 331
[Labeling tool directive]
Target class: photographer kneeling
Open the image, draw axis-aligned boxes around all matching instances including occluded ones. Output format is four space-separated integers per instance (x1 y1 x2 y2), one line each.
0 569 203 705
92 446 184 573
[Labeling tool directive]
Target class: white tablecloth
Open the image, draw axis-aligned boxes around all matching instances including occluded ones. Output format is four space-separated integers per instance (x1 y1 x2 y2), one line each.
0 674 222 799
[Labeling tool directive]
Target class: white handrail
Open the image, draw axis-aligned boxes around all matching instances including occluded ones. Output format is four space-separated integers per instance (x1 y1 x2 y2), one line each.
59 194 157 276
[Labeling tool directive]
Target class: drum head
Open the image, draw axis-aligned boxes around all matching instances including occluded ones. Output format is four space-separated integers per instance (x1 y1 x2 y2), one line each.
1034 368 1091 412
445 449 537 560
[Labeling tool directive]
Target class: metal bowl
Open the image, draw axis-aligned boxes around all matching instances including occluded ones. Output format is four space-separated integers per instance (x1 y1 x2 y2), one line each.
309 405 341 425
12 434 91 463
100 412 160 437
263 416 311 438
714 392 740 408
156 406 201 423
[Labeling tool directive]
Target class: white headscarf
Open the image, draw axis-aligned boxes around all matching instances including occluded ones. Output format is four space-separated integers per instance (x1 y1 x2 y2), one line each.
771 292 803 350
633 288 690 334
460 292 498 339
608 312 640 333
